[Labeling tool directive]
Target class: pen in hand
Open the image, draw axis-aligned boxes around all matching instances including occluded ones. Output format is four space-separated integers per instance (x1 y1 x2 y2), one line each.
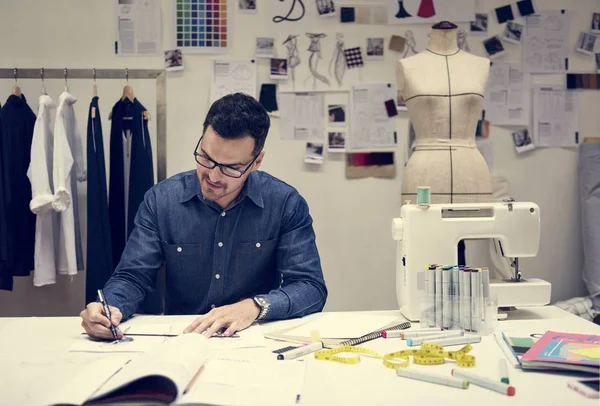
97 289 120 341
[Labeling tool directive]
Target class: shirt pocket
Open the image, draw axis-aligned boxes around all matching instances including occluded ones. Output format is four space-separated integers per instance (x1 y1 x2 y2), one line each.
162 242 207 302
232 238 279 291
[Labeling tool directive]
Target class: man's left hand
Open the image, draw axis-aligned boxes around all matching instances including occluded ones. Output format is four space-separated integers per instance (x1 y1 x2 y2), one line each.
183 299 260 337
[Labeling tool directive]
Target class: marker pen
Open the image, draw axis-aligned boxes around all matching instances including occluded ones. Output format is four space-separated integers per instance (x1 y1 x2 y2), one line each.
406 331 464 346
397 368 469 389
498 358 510 384
382 327 442 339
276 341 323 360
452 368 515 396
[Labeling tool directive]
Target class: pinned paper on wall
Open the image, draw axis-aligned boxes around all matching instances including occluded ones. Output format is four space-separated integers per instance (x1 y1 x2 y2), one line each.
305 142 324 164
389 35 406 52
305 33 330 87
164 49 184 71
173 0 232 54
115 0 161 56
238 0 256 14
591 12 600 34
348 83 397 150
483 36 506 59
470 13 488 35
484 62 530 126
502 21 524 45
255 37 275 58
210 60 257 104
532 85 579 148
522 10 569 73
328 132 346 152
511 128 535 154
516 0 535 17
387 0 476 25
279 92 325 140
316 0 336 18
576 32 597 56
366 38 385 61
494 4 514 24
344 47 364 68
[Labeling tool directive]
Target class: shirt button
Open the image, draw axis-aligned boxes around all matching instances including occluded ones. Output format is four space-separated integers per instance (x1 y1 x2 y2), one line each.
218 242 223 247
210 304 216 309
177 246 182 252
256 242 261 248
221 211 226 217
215 274 220 279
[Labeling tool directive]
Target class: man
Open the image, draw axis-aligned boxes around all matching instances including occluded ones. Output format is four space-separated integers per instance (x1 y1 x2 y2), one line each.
80 93 328 339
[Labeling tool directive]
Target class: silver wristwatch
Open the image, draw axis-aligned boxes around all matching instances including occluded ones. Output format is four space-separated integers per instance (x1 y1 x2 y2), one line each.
253 296 270 320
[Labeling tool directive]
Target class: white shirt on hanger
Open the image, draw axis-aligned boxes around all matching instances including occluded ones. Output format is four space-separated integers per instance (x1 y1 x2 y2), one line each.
52 91 86 276
27 95 59 286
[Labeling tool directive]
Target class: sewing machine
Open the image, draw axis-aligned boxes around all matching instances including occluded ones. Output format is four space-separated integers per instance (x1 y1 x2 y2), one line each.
391 199 552 321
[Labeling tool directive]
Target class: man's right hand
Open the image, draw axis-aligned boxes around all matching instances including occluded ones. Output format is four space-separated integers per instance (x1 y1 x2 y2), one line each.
80 302 124 340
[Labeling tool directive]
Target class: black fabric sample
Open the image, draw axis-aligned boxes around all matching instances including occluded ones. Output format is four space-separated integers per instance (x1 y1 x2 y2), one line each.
516 0 535 17
495 4 514 23
259 84 278 112
340 7 355 23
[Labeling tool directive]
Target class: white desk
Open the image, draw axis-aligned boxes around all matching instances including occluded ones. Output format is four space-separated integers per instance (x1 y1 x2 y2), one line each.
0 306 598 406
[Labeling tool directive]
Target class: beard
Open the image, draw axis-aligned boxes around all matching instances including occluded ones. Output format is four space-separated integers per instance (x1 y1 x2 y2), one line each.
200 174 243 204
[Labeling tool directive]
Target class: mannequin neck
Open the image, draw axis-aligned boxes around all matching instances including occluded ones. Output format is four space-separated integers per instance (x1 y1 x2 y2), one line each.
427 28 459 55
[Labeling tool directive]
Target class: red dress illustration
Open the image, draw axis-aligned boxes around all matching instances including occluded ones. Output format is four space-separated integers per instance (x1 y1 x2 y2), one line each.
417 0 435 18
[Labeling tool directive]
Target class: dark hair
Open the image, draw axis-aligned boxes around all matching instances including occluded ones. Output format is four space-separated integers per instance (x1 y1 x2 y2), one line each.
202 93 270 156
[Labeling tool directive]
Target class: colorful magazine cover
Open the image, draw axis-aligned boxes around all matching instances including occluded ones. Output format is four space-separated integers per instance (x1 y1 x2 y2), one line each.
521 331 600 374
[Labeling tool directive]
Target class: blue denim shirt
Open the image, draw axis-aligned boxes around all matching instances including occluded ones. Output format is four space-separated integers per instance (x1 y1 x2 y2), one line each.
103 169 327 322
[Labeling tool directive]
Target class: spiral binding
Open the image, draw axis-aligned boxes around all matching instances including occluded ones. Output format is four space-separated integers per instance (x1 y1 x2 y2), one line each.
338 321 412 346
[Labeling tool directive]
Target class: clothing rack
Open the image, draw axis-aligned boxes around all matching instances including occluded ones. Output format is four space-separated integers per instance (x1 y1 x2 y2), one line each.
0 68 167 182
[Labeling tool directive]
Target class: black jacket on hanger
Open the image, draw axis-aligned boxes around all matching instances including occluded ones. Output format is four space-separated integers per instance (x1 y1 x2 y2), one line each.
108 97 162 313
0 101 12 291
85 96 113 304
0 94 36 279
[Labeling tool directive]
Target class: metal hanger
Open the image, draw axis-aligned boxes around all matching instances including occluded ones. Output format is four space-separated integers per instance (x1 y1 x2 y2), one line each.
64 67 69 92
11 68 22 96
121 68 134 103
93 67 98 97
40 67 47 95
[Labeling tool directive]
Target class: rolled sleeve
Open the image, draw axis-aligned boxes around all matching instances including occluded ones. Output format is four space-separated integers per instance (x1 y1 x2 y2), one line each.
102 189 164 321
262 193 327 321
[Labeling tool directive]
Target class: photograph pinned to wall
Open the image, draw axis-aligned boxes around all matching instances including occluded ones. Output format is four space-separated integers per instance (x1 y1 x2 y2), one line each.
596 53 600 73
164 49 184 71
483 36 506 59
255 37 275 58
239 0 256 14
591 12 600 34
387 0 476 25
470 13 488 35
511 128 535 154
366 38 385 61
305 142 324 164
328 132 346 152
502 21 524 45
346 152 395 179
316 0 336 18
576 32 598 56
328 104 346 126
270 58 289 80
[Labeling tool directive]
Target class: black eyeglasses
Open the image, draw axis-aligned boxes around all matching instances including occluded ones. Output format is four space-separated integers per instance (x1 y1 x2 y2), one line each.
193 136 259 178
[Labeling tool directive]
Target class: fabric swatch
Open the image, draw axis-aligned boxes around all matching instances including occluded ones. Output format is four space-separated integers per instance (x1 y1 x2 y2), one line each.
566 73 600 90
495 4 514 23
385 99 398 117
345 152 395 179
258 84 278 112
340 7 355 23
389 35 406 52
344 47 364 68
516 0 535 17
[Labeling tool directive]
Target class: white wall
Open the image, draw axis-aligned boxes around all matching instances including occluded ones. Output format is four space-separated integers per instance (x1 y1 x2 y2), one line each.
0 0 596 317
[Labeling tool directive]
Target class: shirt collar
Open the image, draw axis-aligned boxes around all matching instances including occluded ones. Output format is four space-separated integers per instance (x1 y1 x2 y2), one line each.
180 171 264 209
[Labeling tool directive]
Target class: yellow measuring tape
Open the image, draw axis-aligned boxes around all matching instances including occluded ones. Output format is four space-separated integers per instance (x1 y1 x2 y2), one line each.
315 343 476 369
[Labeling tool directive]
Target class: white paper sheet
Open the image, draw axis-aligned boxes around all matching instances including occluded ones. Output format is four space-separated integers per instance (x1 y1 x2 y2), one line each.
349 84 397 150
278 92 325 140
532 85 579 148
69 334 167 353
284 313 399 339
114 0 161 56
210 60 257 104
522 10 569 73
119 323 266 350
484 62 530 126
180 357 306 406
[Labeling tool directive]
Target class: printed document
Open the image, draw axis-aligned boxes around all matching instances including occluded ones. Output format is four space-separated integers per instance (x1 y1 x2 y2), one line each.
285 313 399 339
349 84 397 150
484 62 530 126
114 0 161 56
279 92 325 140
532 85 578 148
210 60 257 104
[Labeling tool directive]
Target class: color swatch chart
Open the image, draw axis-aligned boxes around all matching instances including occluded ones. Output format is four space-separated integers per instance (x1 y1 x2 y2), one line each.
175 0 230 52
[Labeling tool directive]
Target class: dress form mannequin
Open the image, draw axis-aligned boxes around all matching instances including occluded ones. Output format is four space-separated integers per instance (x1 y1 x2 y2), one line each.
397 22 493 205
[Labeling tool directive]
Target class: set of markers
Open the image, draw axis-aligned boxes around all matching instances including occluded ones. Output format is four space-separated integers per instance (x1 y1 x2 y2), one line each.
421 264 494 333
382 327 481 347
395 359 515 396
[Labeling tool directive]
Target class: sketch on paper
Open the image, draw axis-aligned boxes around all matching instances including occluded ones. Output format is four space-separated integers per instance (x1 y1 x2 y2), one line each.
273 0 306 23
402 30 418 58
283 34 301 83
329 33 346 87
305 33 330 88
457 29 470 52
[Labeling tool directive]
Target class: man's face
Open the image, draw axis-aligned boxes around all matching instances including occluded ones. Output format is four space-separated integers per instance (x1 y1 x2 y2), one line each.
195 125 264 205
